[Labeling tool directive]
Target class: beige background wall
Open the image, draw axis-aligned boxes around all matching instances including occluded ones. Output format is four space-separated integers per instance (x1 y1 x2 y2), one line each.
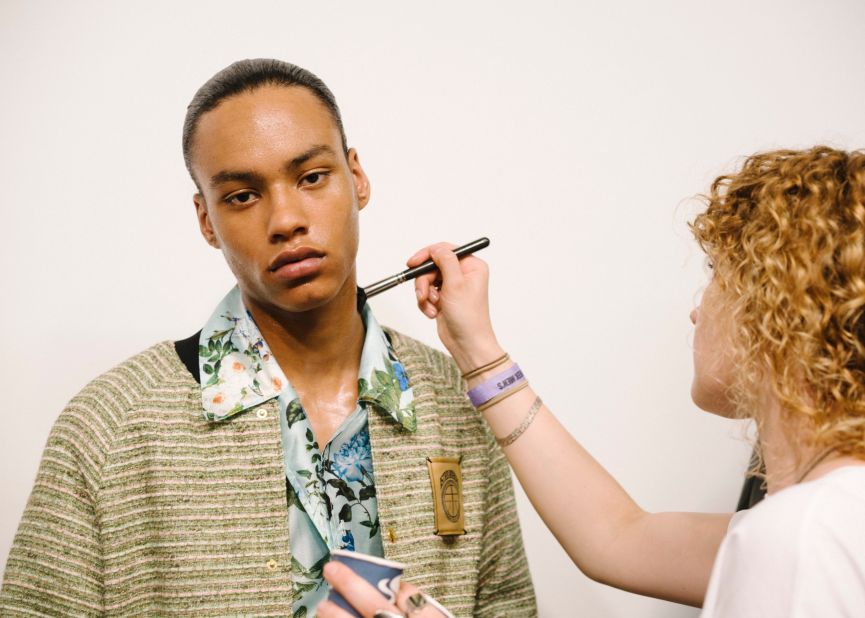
2 1 864 615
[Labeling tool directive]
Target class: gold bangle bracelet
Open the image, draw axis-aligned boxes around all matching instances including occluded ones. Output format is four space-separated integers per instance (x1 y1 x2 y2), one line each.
497 396 543 447
461 353 509 381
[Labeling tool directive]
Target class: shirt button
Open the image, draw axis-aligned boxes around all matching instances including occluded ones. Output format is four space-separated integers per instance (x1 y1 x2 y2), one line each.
266 559 278 571
256 409 268 419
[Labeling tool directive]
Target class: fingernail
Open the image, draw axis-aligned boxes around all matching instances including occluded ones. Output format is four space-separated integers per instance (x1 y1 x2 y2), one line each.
416 288 423 300
425 308 436 318
323 562 338 578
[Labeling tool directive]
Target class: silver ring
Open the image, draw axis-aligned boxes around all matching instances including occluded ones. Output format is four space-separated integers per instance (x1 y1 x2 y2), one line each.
405 592 428 614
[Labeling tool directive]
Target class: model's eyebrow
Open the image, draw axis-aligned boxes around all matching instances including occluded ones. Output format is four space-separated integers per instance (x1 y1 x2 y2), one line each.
284 144 336 173
209 170 265 187
208 145 337 188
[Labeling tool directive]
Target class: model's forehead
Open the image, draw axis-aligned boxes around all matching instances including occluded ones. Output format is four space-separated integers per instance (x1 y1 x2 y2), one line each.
191 85 341 172
208 85 330 127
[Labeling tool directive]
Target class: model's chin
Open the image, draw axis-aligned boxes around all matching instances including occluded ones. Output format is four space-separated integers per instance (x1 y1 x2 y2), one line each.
273 278 341 311
258 271 357 314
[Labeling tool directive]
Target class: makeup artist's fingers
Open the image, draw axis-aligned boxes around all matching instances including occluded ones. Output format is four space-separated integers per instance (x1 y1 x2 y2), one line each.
411 244 458 297
418 244 463 290
411 243 457 317
408 243 495 364
415 276 437 318
406 246 432 268
410 244 499 371
418 300 439 319
428 246 467 291
406 242 456 268
428 244 489 290
414 270 429 304
413 243 486 309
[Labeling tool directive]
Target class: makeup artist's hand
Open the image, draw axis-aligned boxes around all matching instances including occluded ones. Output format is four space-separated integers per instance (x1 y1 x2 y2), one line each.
407 242 504 374
317 561 452 618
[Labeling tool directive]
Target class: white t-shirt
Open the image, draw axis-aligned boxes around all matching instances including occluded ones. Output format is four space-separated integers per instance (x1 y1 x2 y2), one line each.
701 465 865 618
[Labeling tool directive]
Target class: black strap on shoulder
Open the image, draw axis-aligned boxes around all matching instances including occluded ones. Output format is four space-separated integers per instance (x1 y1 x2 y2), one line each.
736 474 766 511
736 448 767 510
174 330 202 384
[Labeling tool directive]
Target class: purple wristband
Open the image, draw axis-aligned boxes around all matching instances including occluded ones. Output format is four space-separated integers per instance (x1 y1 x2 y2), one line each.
467 364 525 407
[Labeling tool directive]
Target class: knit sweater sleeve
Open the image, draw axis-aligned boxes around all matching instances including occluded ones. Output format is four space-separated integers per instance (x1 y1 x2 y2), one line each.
1 376 124 616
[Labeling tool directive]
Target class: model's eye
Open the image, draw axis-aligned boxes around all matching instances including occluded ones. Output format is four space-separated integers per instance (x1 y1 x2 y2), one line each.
225 191 257 207
301 171 329 186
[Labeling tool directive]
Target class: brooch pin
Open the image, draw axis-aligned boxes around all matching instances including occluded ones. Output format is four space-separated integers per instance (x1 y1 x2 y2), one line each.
426 456 466 536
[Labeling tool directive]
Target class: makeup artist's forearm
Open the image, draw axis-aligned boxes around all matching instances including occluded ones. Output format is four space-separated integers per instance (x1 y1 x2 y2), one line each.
477 385 729 606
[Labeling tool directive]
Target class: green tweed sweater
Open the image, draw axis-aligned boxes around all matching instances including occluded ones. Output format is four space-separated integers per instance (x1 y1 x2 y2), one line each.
1 329 536 617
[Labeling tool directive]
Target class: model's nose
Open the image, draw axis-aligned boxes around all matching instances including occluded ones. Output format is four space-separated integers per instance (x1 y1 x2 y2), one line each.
267 186 309 243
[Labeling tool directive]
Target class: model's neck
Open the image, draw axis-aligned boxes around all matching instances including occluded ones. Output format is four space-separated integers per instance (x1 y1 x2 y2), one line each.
242 281 365 382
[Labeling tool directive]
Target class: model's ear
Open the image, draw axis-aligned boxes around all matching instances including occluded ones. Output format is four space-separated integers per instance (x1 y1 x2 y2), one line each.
193 194 220 248
347 148 371 210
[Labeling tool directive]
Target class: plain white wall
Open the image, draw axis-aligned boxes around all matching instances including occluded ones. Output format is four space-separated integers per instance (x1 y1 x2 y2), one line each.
2 1 864 615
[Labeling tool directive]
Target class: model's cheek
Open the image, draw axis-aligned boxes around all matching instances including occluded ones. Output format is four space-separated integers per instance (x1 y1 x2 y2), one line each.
221 251 244 285
218 243 258 288
340 213 361 267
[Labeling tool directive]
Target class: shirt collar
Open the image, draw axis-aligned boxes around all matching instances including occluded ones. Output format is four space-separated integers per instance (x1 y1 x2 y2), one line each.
198 286 416 431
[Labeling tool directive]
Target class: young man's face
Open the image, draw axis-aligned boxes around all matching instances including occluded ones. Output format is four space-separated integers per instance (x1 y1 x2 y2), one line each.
190 85 370 316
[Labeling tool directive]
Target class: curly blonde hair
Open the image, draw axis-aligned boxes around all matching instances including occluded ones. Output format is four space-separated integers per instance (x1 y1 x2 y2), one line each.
691 146 865 465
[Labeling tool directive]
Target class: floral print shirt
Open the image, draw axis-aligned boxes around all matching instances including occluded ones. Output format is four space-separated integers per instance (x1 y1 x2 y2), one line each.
198 287 416 617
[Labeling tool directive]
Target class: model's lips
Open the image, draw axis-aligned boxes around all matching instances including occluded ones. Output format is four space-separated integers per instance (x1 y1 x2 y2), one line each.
268 247 325 281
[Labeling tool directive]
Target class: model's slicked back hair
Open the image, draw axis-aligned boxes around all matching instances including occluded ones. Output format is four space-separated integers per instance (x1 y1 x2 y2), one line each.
182 58 347 188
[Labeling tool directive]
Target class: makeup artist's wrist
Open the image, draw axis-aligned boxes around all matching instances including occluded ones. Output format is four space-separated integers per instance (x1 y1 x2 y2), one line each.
450 339 508 385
